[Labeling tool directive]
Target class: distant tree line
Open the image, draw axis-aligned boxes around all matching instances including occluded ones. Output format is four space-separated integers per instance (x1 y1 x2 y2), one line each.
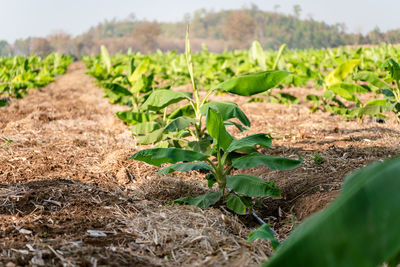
1 6 400 57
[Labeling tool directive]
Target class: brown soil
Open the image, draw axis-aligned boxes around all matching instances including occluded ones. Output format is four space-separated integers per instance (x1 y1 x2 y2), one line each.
1 62 400 266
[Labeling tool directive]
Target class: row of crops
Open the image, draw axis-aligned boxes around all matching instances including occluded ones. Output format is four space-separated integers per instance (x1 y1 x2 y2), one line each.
0 53 73 107
84 42 400 125
83 29 400 267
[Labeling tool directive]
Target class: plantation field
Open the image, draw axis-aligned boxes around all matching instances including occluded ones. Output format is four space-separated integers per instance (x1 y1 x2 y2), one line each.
1 60 400 266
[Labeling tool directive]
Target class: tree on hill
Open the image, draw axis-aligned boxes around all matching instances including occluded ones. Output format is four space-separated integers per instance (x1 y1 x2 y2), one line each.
31 38 53 57
222 10 255 48
131 21 162 52
0 41 13 56
48 31 74 55
13 38 32 55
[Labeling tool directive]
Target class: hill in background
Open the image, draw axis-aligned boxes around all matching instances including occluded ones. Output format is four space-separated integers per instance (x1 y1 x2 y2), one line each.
1 5 400 57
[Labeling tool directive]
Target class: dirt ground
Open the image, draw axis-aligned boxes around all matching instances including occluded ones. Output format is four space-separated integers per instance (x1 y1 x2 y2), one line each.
1 62 399 266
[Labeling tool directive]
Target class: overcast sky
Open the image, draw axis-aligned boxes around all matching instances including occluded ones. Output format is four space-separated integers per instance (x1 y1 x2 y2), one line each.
1 0 399 43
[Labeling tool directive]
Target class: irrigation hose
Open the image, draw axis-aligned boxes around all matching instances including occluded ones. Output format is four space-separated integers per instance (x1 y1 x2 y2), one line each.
226 187 280 240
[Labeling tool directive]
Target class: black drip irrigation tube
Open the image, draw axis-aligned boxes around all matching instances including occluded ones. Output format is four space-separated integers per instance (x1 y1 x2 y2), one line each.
226 187 281 241
250 210 282 242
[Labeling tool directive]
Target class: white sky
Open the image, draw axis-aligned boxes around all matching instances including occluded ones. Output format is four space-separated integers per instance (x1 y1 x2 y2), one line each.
1 0 399 43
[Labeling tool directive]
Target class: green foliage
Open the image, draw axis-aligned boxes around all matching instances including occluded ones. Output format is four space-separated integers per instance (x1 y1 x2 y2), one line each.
324 60 360 87
130 148 208 167
273 44 287 70
200 101 250 127
84 48 161 132
206 107 233 150
226 133 271 152
314 58 394 120
85 34 400 125
264 157 400 267
382 58 400 121
312 152 324 165
157 162 212 174
0 98 8 107
174 192 222 209
100 45 111 72
231 154 302 170
211 71 289 96
320 57 400 122
140 90 192 111
226 194 251 215
116 110 156 126
248 224 280 249
131 106 302 216
0 53 73 105
328 83 369 102
249 41 266 70
268 92 299 106
226 175 280 197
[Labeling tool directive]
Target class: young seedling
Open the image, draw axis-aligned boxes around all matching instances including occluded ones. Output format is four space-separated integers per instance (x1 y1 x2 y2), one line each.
131 107 302 215
313 151 324 165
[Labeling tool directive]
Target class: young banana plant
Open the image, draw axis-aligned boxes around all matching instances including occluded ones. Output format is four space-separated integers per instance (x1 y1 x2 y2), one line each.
131 106 302 215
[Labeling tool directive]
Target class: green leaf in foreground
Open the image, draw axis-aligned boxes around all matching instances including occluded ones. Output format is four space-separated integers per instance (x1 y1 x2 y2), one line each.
227 133 272 152
248 224 280 249
264 157 400 267
232 154 302 170
227 175 280 197
165 117 196 132
116 110 155 125
141 90 192 111
226 194 252 215
211 71 289 96
173 191 222 209
135 128 164 145
206 107 233 151
188 139 212 154
131 122 160 134
158 162 212 174
168 104 195 119
130 148 208 166
200 101 250 127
